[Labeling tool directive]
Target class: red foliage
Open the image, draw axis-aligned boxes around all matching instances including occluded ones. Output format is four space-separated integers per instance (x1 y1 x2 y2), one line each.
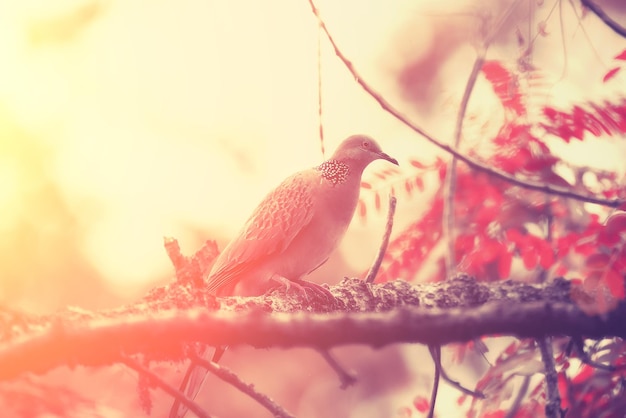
482 60 525 116
541 101 626 142
360 57 626 417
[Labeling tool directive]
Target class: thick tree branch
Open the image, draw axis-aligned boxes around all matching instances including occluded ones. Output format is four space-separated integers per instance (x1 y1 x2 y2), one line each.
307 0 624 209
0 276 625 381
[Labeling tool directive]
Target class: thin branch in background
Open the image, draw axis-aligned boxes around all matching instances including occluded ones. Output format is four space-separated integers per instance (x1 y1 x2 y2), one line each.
538 337 565 418
317 22 326 157
568 0 605 67
306 0 624 209
191 353 296 418
427 345 441 418
121 355 211 418
581 0 626 38
443 0 519 273
317 349 357 389
439 364 485 398
428 344 484 399
365 195 397 284
443 53 486 275
505 375 531 418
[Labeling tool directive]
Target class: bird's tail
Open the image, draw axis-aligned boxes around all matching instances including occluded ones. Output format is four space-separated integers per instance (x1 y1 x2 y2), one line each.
168 346 227 418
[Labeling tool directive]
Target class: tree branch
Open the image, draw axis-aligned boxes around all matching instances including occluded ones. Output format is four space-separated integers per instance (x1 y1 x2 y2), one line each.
365 194 397 283
427 345 441 418
191 353 295 418
580 0 626 38
122 355 211 418
1 276 625 381
306 0 624 209
538 337 564 418
444 53 486 275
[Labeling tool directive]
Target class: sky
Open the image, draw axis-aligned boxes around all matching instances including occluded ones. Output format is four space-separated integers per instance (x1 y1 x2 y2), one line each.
0 0 624 312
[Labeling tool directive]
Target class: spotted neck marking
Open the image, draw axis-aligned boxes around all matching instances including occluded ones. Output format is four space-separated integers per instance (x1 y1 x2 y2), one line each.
317 159 349 185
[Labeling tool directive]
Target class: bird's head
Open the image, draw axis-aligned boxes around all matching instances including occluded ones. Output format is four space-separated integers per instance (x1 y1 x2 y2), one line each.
331 134 398 168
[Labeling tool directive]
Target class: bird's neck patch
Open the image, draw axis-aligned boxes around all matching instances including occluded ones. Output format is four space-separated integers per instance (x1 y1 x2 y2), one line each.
317 159 349 185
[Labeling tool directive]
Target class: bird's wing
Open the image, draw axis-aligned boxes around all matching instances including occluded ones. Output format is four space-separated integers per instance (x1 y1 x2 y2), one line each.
206 171 316 293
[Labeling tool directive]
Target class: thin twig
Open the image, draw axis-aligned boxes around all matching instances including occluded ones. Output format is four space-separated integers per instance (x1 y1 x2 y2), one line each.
365 195 397 283
121 355 211 418
428 345 485 399
306 0 624 209
580 0 626 38
538 337 564 418
317 22 326 157
444 2 520 274
427 345 441 418
505 375 531 418
317 349 357 389
439 364 485 398
191 352 296 418
443 52 486 275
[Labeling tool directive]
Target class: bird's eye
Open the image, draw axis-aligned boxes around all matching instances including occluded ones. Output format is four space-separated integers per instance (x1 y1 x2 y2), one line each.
362 141 370 148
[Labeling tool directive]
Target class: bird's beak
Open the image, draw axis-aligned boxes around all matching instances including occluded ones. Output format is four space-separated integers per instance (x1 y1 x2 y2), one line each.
378 152 399 166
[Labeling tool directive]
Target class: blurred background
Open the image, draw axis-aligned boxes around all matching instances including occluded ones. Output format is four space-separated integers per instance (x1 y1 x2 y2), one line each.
0 0 624 416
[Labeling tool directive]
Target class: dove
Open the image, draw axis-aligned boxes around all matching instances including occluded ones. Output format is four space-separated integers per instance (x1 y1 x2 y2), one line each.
169 134 398 418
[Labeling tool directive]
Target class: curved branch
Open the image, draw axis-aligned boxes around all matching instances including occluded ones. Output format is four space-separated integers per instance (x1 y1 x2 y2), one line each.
307 0 624 209
581 0 626 38
365 194 397 283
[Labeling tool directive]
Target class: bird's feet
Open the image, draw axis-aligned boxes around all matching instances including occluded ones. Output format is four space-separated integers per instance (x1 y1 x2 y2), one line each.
269 276 334 303
292 278 335 302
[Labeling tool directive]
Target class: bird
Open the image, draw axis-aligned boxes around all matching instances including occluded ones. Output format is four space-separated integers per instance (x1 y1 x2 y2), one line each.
169 134 398 418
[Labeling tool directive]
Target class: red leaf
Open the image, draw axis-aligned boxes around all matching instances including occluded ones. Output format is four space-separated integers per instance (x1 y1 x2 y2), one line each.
605 268 625 299
404 179 412 194
598 229 621 246
603 67 621 83
615 49 626 60
539 244 555 269
482 61 525 116
555 264 568 276
572 364 594 384
522 248 539 269
498 248 513 278
413 396 430 413
357 199 367 218
483 411 506 418
397 407 412 418
606 212 626 234
410 159 427 169
455 234 476 256
585 253 610 269
480 238 502 264
415 176 424 191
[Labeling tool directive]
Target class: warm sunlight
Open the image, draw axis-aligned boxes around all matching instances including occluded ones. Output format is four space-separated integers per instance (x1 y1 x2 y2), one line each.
1 0 625 417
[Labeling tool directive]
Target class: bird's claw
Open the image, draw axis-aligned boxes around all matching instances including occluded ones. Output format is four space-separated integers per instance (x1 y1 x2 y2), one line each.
269 276 335 304
292 278 335 303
